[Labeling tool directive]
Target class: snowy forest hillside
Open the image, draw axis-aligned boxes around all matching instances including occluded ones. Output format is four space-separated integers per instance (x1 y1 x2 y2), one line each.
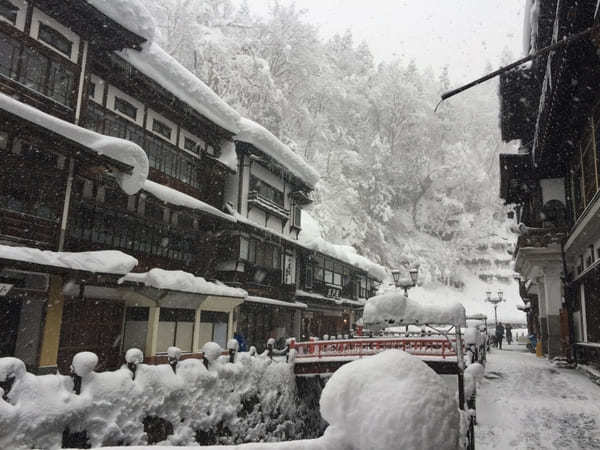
145 1 522 319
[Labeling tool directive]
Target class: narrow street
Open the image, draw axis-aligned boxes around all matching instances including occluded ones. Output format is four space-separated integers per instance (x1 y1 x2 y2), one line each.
477 346 600 449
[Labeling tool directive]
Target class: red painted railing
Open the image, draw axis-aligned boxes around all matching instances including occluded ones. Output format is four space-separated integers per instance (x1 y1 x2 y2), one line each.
292 337 457 360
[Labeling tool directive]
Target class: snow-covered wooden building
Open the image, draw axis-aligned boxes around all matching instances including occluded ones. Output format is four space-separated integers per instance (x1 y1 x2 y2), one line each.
499 0 600 365
0 0 385 371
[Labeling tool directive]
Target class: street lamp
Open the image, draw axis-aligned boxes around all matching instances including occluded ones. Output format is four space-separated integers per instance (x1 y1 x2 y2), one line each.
392 267 419 296
485 290 505 328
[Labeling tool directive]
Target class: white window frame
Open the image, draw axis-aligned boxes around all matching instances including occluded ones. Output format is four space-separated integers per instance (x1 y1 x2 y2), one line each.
146 109 177 145
0 0 27 30
30 8 80 63
106 85 144 126
580 284 588 342
179 127 206 158
88 74 105 105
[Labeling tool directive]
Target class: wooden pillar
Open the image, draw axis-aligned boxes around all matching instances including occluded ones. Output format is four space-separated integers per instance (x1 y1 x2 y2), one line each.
145 307 160 357
228 310 235 342
38 275 65 370
193 307 202 352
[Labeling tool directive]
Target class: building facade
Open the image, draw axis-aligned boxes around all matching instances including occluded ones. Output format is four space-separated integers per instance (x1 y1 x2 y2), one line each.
0 0 385 371
499 0 600 364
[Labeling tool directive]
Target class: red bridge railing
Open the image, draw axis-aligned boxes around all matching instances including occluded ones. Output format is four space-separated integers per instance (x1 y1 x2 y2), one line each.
292 337 458 361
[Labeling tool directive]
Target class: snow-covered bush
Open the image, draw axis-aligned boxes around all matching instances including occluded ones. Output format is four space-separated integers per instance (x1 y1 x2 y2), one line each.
0 345 306 449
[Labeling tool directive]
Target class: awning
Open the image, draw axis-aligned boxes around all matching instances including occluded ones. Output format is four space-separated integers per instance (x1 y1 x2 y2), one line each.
245 295 307 310
296 289 365 308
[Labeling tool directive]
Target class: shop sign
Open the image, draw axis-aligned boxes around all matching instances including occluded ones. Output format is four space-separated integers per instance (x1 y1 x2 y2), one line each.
326 287 341 299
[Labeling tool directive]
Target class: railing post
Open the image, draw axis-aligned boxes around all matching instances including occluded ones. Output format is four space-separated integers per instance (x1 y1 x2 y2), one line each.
125 348 144 380
70 352 98 395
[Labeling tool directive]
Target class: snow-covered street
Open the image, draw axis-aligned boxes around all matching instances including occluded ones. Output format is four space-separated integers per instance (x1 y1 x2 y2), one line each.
477 346 600 449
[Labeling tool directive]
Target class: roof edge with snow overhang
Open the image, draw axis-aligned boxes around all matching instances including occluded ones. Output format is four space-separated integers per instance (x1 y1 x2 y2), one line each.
118 42 241 136
143 180 235 223
0 245 138 275
119 268 247 298
0 93 149 195
245 296 307 309
235 117 319 189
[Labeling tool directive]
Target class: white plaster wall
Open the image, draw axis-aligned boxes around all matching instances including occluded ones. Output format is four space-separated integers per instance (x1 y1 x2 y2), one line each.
266 215 283 233
248 208 266 227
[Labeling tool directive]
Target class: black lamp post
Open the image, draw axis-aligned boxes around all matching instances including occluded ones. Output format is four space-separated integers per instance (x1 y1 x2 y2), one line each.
391 267 419 296
485 290 505 328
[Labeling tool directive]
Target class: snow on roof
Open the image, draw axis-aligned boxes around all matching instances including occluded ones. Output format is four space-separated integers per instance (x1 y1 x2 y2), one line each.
246 296 307 309
119 268 246 298
299 211 386 281
295 289 365 307
143 180 235 223
86 0 156 42
217 140 238 172
118 42 241 135
236 117 320 189
0 93 148 195
363 291 467 330
0 245 138 274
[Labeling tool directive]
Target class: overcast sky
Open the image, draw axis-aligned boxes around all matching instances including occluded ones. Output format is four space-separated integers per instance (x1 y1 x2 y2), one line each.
247 0 525 83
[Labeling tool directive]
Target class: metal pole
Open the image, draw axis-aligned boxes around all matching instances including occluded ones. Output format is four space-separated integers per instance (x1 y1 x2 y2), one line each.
494 305 498 329
436 24 600 108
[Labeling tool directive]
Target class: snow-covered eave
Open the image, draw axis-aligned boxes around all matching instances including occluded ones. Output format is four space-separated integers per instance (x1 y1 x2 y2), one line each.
143 180 236 223
236 117 320 189
119 269 247 299
0 93 149 195
295 289 365 307
85 0 155 43
0 245 138 275
118 42 241 135
245 296 307 309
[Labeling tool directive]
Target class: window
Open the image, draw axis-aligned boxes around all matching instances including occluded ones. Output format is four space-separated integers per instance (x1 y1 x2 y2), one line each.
123 307 149 353
152 118 172 140
0 32 20 78
157 308 195 353
88 81 96 99
0 0 18 25
250 176 284 208
324 258 334 284
240 236 249 260
200 311 229 348
184 137 198 153
38 23 72 58
293 205 302 228
114 96 137 121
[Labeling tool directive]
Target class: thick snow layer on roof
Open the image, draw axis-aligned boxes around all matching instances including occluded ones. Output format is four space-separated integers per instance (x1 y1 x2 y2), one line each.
86 0 156 41
299 211 386 281
0 93 148 195
143 180 235 222
320 350 460 450
118 42 240 135
119 268 246 298
364 291 467 329
246 296 307 309
236 118 320 189
218 140 238 172
0 245 138 274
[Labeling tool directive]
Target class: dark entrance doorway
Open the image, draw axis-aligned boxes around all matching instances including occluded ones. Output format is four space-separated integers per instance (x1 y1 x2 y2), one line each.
58 297 124 373
0 295 22 357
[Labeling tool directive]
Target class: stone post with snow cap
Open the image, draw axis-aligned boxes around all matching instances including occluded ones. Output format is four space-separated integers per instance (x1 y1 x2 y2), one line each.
167 346 182 373
266 337 275 360
542 262 563 358
71 351 98 395
227 339 239 363
125 348 144 380
202 342 222 368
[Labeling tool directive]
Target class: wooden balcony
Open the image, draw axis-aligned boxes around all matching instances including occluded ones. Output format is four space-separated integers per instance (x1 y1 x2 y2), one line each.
0 207 59 249
248 191 290 221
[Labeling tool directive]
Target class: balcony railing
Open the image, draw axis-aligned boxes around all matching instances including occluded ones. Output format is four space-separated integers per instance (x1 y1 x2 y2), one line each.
0 207 59 249
248 191 290 220
515 226 568 255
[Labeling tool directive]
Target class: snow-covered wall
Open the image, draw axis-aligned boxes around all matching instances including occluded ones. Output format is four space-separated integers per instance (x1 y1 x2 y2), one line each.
0 352 314 449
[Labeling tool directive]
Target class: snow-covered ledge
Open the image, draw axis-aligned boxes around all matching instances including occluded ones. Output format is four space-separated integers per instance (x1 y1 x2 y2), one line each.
119 268 247 298
0 245 138 274
0 93 149 195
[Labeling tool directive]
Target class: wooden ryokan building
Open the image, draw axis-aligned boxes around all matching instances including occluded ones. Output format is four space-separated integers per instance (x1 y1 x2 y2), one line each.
0 0 384 373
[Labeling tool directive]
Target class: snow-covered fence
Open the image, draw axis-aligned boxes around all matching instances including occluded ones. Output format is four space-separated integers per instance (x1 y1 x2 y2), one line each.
0 344 309 449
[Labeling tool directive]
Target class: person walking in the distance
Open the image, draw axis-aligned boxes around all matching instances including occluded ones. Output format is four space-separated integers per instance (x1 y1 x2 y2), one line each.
505 323 513 345
495 322 505 350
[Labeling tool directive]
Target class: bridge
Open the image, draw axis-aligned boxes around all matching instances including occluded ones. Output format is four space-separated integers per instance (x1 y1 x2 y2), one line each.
291 337 462 376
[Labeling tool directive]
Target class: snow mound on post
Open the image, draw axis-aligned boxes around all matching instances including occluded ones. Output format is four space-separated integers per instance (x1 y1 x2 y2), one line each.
320 350 460 450
299 211 386 281
118 42 241 135
0 245 138 274
364 291 467 330
119 268 247 298
0 93 149 195
236 118 320 189
71 352 98 377
86 0 156 42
